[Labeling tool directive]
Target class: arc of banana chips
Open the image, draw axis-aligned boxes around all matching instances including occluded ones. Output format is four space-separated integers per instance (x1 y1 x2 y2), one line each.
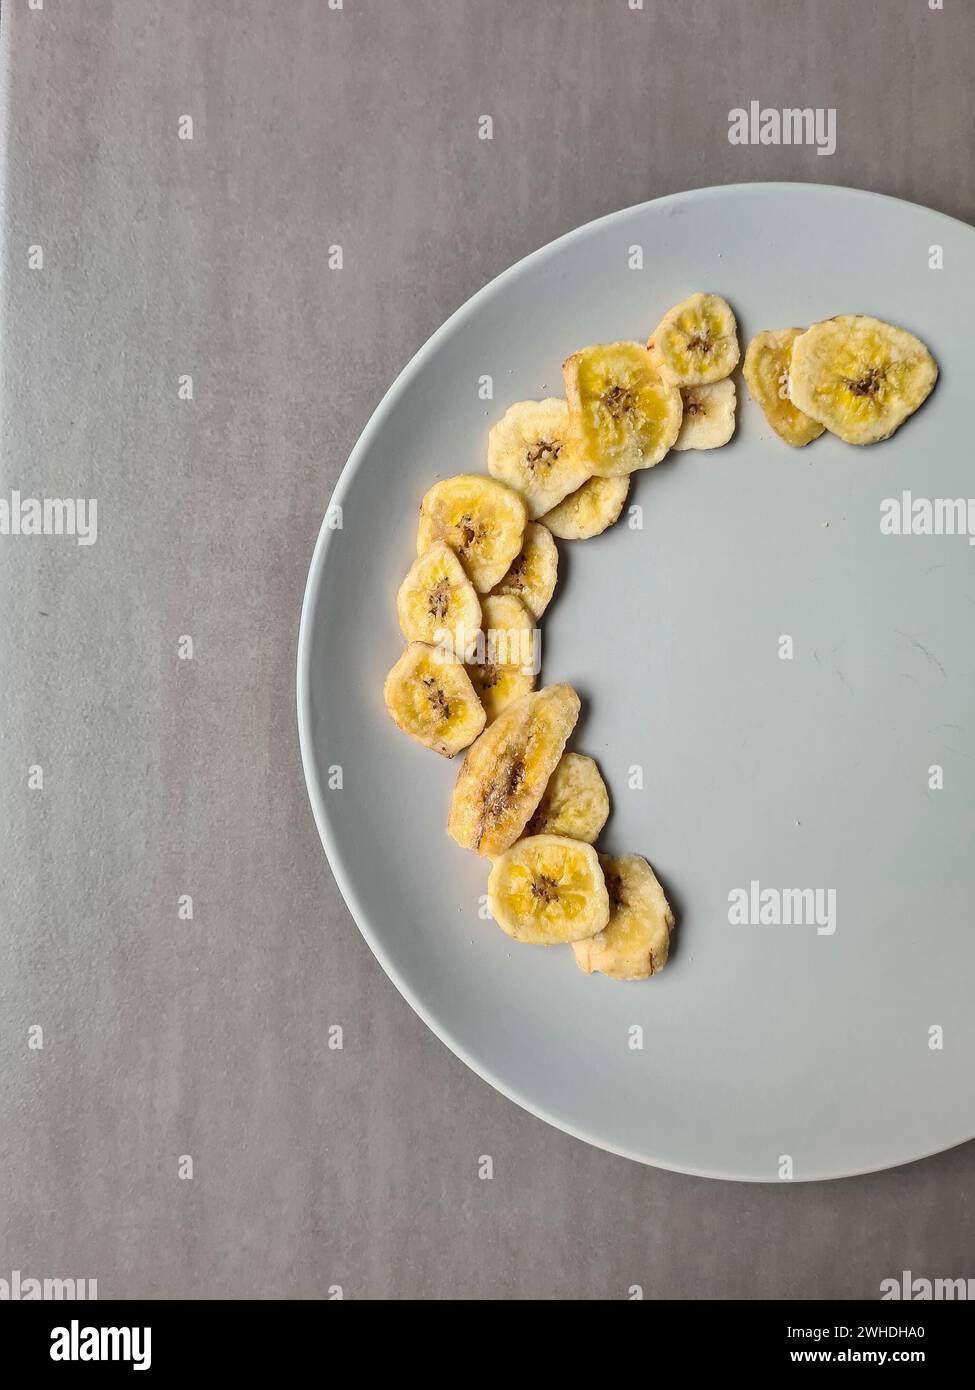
383 290 938 981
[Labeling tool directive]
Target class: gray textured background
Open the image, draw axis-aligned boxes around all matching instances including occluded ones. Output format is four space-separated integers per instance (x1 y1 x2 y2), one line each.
1 0 972 1300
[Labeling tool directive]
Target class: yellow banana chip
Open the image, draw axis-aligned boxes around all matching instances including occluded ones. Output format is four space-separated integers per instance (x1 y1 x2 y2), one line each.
788 315 938 445
488 834 609 945
573 854 674 980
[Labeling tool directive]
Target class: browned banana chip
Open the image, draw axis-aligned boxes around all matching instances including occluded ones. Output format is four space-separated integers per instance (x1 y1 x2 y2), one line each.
447 683 580 857
743 328 824 448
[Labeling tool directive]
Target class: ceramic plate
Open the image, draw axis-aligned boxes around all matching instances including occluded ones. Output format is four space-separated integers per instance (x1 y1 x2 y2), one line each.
298 184 975 1180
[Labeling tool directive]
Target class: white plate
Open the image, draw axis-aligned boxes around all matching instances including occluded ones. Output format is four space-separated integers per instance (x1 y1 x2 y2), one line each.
298 184 975 1181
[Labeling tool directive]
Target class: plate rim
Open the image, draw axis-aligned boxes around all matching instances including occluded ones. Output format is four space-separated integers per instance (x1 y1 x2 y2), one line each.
296 181 975 1182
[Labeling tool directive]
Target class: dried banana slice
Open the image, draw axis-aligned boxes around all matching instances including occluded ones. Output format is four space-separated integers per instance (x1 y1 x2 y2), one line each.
448 683 580 857
465 594 537 725
743 328 825 448
488 834 610 945
573 854 674 981
487 398 592 518
788 315 938 445
526 752 609 843
384 642 486 757
491 521 558 619
563 341 682 477
649 292 740 386
541 474 629 540
417 474 527 593
673 379 737 451
396 541 482 650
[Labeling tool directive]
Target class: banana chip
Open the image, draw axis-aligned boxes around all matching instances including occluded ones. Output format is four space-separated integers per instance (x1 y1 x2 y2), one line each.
491 521 559 619
465 593 537 725
743 328 825 448
649 292 740 387
487 398 592 518
488 834 610 945
673 379 737 451
573 854 674 980
448 684 580 857
397 541 482 648
384 642 486 757
564 341 682 477
541 474 629 540
417 474 527 592
526 752 609 843
788 315 938 445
